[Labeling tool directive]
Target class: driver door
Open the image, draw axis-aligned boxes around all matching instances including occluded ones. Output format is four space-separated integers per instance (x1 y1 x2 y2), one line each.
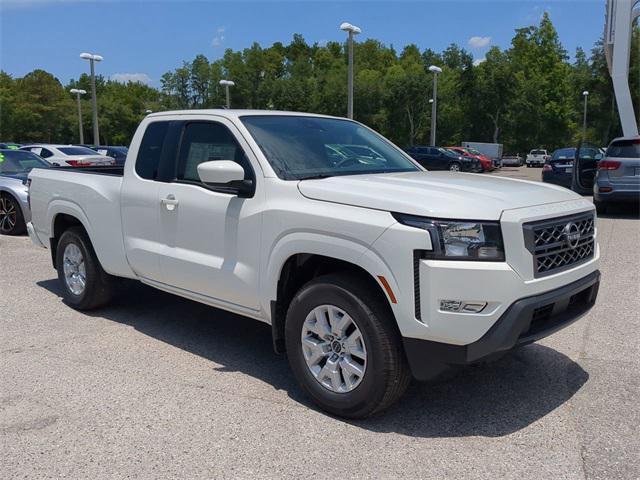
573 143 603 194
156 117 263 311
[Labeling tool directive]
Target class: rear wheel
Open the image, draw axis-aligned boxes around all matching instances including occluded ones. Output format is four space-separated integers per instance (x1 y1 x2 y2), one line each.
56 227 114 310
0 194 26 235
285 273 411 418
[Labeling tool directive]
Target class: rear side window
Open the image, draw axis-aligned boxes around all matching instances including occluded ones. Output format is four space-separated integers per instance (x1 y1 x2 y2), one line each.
607 139 640 158
176 121 251 182
136 122 169 179
551 148 575 161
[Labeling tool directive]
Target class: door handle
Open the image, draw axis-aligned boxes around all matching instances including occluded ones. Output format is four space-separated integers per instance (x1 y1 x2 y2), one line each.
161 194 179 211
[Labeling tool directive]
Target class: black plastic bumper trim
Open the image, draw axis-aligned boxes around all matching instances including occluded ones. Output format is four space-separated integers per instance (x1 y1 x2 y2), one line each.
402 270 600 381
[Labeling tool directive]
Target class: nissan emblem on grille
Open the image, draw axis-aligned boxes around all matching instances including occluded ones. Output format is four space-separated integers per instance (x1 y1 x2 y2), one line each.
562 222 581 249
523 213 595 278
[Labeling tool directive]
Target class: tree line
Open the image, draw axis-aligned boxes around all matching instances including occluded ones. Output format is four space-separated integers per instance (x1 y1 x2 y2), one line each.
1 13 638 153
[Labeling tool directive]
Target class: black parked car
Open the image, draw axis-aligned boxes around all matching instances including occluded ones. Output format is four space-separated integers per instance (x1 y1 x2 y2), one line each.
542 148 576 188
404 146 481 172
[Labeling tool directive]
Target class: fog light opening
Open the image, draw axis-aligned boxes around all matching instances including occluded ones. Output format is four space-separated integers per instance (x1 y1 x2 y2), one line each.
440 300 487 313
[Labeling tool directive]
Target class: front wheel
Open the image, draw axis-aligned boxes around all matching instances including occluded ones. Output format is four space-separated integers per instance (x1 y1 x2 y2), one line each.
448 162 461 172
56 227 114 310
285 273 411 418
0 194 26 235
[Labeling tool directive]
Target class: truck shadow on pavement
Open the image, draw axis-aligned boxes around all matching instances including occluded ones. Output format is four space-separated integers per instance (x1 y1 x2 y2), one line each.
38 278 588 438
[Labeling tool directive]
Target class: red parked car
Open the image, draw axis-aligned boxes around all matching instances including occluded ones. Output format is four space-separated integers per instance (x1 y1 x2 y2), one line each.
447 146 493 172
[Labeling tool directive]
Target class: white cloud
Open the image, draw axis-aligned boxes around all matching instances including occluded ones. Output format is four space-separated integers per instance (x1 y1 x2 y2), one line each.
473 58 486 67
212 26 225 48
111 73 152 85
468 36 491 49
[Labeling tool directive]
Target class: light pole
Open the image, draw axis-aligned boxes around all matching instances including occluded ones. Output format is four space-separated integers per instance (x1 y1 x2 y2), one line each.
429 65 442 146
219 80 235 108
340 22 361 119
582 90 589 139
79 52 103 145
69 88 87 144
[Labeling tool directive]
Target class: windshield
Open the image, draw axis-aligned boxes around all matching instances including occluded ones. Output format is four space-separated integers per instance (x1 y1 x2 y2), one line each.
240 115 419 180
58 146 99 156
466 148 482 156
531 150 546 155
551 148 575 161
439 148 458 157
0 150 49 173
607 139 640 158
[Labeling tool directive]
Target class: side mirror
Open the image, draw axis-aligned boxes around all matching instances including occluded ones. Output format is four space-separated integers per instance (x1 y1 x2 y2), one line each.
197 160 244 185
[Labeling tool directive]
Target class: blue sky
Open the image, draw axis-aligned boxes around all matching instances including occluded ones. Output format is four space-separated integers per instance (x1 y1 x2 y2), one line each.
1 0 605 87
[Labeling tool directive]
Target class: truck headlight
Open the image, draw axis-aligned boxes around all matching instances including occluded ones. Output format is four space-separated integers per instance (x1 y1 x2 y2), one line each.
392 213 505 261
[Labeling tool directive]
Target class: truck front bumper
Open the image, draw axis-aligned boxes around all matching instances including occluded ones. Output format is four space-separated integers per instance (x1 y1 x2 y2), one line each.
402 270 600 381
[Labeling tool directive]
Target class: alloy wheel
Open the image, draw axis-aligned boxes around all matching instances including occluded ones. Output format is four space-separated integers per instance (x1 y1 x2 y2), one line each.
0 197 17 233
63 243 87 295
301 304 367 393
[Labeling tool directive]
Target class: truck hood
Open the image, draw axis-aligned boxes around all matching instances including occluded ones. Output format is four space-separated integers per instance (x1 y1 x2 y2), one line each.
297 171 581 220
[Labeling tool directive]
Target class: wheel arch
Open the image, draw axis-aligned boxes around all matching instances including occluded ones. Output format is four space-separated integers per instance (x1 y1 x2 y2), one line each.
268 250 400 354
49 211 91 268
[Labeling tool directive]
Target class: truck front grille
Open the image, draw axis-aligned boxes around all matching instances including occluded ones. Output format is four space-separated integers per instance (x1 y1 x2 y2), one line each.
523 212 595 277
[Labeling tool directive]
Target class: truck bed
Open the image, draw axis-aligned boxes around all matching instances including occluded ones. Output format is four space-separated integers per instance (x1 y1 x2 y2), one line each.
28 166 133 278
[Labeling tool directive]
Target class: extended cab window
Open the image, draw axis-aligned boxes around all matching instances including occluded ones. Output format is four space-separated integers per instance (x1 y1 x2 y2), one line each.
136 122 169 179
176 122 251 182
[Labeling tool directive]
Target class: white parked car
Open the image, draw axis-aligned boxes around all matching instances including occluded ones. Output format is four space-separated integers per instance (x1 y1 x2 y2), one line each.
27 111 600 418
20 144 114 167
526 149 549 167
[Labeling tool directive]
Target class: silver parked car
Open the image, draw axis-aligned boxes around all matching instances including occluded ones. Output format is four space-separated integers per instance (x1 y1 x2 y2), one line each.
0 149 49 235
593 137 640 214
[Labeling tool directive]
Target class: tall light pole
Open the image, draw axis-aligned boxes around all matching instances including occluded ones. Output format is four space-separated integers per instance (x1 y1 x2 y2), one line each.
429 65 442 146
582 90 589 139
69 89 87 144
79 52 103 145
219 80 235 108
340 22 361 119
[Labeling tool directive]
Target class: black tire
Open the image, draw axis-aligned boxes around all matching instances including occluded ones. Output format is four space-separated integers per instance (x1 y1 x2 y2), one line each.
0 194 26 235
285 273 411 419
448 162 461 172
55 226 114 310
594 200 608 215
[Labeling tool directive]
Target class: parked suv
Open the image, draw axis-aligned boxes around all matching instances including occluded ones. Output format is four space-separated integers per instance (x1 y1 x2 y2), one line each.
404 146 481 172
27 110 600 418
593 137 640 213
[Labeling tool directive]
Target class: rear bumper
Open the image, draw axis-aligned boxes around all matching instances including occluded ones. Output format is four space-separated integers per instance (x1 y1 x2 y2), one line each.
403 270 600 381
594 188 640 203
542 171 572 188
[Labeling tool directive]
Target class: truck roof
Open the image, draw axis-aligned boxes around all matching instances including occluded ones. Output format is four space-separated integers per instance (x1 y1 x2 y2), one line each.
146 109 344 121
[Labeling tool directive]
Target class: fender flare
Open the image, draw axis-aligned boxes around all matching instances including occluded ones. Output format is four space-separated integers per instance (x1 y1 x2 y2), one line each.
261 231 402 320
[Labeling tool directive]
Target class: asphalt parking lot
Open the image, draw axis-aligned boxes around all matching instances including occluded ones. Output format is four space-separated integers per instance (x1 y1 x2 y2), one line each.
1 166 639 479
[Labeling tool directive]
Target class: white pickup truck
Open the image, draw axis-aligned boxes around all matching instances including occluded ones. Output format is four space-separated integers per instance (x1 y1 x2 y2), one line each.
27 110 600 418
526 149 549 167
